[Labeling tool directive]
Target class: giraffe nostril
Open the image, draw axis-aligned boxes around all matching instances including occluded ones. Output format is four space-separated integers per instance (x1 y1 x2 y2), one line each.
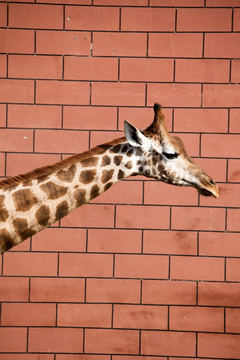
209 178 215 186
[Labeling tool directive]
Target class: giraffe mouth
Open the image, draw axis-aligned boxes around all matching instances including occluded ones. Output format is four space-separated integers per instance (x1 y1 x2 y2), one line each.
198 186 219 198
199 188 214 197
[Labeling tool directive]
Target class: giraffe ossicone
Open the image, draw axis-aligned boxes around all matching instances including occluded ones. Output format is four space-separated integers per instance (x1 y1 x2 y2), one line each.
0 103 218 253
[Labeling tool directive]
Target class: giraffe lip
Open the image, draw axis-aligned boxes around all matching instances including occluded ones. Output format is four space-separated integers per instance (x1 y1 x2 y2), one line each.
198 186 219 198
199 188 213 197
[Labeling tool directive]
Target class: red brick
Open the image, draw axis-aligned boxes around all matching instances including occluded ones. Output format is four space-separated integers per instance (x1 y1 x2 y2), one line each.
86 278 140 303
0 29 34 54
148 84 201 108
226 308 240 333
36 80 90 105
6 153 60 177
0 355 53 360
90 130 124 148
62 204 114 228
0 104 6 127
85 329 139 354
4 252 58 277
144 182 198 206
113 304 168 330
194 158 227 183
176 59 229 83
92 82 145 106
120 58 173 82
226 258 240 282
1 303 56 326
207 0 240 5
205 33 240 58
228 159 240 182
0 152 5 177
58 304 112 327
30 277 85 302
94 0 147 4
173 133 200 157
65 6 119 30
171 256 224 281
63 106 117 130
9 55 62 80
201 134 240 158
8 104 61 128
56 356 108 360
37 30 91 55
172 207 225 231
115 254 169 279
141 331 196 357
227 208 240 231
0 129 33 152
0 54 7 77
0 328 27 352
177 8 231 31
230 109 240 133
0 277 29 302
198 333 240 359
203 84 240 108
116 205 170 229
59 253 113 277
38 0 91 3
201 183 240 207
198 282 240 307
92 181 142 205
88 229 142 253
93 32 147 57
121 7 175 31
0 3 7 26
151 0 203 4
29 328 83 353
231 60 240 83
0 79 34 103
174 109 228 133
119 107 172 132
142 280 196 305
9 4 63 29
199 232 240 258
65 57 118 81
170 306 224 332
149 33 202 58
113 356 166 360
143 230 197 256
32 228 86 252
233 8 240 31
35 129 89 154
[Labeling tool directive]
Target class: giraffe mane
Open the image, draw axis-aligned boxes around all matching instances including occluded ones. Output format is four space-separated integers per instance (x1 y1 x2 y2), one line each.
0 136 126 190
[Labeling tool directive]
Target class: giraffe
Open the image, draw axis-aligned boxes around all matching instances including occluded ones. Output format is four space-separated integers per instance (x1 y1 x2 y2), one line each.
0 104 218 253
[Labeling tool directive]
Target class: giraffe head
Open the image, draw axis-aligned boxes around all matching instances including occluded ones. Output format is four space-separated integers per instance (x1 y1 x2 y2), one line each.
124 103 219 198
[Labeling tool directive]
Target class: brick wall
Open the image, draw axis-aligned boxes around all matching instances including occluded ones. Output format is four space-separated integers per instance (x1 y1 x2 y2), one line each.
0 1 240 359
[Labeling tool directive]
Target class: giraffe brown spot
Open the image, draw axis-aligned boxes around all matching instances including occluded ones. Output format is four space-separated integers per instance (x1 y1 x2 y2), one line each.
114 155 123 166
122 145 128 153
127 149 134 157
0 228 13 252
41 182 68 200
104 182 113 191
0 195 9 222
57 164 77 183
101 155 111 166
74 185 79 189
118 169 125 180
37 175 50 184
23 180 33 187
124 161 133 169
111 144 121 154
35 205 51 227
74 189 86 207
13 189 38 212
81 157 99 167
13 218 36 241
90 184 100 200
55 201 68 221
80 170 96 184
101 169 114 184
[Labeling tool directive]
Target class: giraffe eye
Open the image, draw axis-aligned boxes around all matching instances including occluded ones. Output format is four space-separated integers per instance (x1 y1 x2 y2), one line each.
163 151 178 160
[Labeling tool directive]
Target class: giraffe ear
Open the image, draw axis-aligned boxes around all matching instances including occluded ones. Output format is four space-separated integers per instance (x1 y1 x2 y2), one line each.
124 120 147 148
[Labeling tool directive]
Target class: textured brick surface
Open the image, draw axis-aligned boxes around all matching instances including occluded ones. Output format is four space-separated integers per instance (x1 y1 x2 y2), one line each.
0 2 239 359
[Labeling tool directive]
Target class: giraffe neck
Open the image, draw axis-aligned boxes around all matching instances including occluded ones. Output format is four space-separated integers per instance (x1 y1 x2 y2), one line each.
0 139 140 253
